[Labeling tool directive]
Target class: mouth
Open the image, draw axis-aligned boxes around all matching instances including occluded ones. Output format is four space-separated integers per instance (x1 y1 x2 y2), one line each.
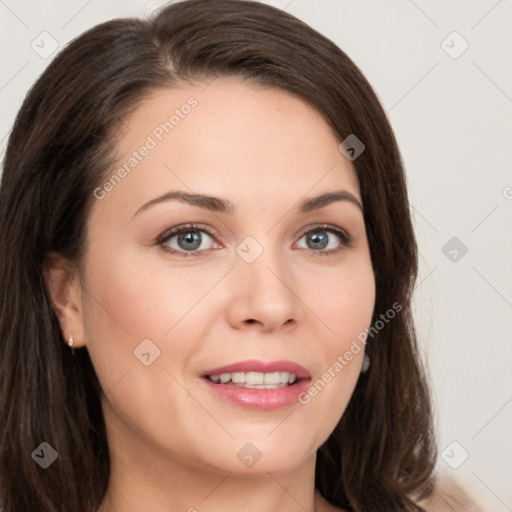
199 360 312 410
200 359 311 388
203 370 302 389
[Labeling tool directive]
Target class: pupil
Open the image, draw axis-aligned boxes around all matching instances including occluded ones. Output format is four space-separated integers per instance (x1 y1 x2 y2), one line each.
308 231 328 250
178 230 201 250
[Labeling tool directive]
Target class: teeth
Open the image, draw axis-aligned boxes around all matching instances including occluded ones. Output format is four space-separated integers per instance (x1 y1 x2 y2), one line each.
207 371 297 386
219 373 231 384
246 372 264 385
231 372 245 384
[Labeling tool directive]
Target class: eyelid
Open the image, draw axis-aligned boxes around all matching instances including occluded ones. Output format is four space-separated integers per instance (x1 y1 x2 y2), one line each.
295 223 351 243
156 222 219 245
156 223 220 258
157 222 351 257
293 223 352 255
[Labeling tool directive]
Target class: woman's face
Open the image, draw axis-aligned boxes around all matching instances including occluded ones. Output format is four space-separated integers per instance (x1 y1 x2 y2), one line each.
77 79 375 476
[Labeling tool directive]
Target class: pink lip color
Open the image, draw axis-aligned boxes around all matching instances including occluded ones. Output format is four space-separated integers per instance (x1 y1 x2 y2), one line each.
201 377 311 410
200 359 312 410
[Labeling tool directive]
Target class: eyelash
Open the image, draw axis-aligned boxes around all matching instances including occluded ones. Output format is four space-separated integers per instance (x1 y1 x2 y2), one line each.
157 222 352 258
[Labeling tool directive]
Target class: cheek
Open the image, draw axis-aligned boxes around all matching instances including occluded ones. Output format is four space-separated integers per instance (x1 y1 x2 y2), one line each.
80 252 180 385
296 255 375 432
83 246 208 334
312 255 376 348
328 257 375 373
80 246 231 386
80 250 217 454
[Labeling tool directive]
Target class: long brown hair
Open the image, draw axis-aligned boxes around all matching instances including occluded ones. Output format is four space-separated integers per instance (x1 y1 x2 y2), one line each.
0 1 436 510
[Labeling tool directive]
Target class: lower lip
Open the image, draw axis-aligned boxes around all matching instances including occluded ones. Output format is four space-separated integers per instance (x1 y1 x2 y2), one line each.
201 377 312 410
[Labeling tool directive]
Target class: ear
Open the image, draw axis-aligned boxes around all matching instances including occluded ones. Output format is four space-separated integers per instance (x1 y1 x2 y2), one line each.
42 252 86 349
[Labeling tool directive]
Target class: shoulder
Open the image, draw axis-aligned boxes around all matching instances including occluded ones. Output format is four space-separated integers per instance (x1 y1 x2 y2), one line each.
316 474 485 512
416 474 485 512
317 475 484 512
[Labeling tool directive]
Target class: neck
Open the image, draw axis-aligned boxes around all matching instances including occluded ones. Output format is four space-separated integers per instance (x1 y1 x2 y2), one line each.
99 455 323 512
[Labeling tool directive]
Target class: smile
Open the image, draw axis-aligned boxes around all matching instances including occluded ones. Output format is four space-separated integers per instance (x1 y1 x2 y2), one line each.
205 371 297 388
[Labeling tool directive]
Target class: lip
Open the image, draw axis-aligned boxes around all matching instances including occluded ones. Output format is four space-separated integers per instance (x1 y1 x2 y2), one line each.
200 376 312 410
199 359 312 411
200 359 311 380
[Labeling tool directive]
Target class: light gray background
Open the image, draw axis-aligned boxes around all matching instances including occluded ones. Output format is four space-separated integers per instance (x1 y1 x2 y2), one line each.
1 0 511 509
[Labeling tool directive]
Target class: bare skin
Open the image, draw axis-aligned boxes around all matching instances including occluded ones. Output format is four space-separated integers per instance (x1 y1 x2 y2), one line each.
44 79 375 512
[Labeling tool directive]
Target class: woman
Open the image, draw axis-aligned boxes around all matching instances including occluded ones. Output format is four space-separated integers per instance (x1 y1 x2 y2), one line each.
0 1 478 510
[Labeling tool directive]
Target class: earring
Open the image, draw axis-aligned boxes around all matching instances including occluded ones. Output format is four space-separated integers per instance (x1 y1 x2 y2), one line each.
361 353 370 373
67 336 75 356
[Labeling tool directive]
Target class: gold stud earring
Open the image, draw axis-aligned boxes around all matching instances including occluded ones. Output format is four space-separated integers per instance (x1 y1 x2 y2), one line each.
67 336 75 356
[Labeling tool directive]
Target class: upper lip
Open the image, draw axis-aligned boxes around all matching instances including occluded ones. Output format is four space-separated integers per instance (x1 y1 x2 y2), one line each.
200 359 311 380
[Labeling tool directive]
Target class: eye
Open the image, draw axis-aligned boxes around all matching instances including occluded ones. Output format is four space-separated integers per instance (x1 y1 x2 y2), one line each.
295 224 351 255
157 222 351 258
158 223 219 257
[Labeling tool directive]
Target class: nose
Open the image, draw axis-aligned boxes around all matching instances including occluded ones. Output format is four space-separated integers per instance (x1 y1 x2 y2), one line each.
225 243 302 333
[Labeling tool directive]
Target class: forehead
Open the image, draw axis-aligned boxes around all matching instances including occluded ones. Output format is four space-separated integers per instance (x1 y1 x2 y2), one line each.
97 79 361 216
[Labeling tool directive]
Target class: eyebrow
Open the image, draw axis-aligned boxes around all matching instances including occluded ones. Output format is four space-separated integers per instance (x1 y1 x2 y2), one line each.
131 189 362 218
